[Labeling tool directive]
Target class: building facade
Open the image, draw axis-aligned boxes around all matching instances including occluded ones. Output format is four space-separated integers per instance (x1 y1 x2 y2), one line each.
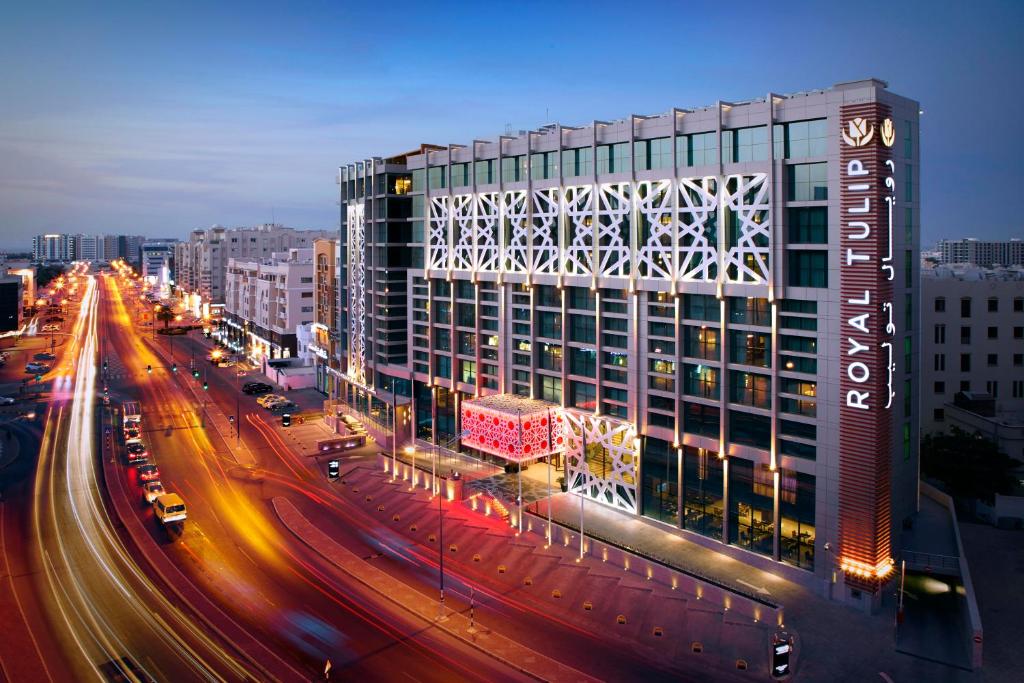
0 274 24 332
174 224 333 305
310 238 343 396
938 238 1024 268
32 234 75 261
223 248 316 362
340 79 920 606
920 264 1024 435
141 241 176 292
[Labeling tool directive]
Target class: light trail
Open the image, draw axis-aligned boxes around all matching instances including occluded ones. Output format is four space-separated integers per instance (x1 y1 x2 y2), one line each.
31 275 252 682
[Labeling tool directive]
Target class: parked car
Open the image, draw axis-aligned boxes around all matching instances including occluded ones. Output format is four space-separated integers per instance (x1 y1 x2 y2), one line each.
142 481 165 504
153 493 187 525
137 463 160 482
34 352 57 361
25 362 50 374
0 396 15 405
256 394 287 408
242 382 273 395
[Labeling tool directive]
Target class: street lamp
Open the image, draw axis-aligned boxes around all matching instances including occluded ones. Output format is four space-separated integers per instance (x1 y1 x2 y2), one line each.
400 445 414 483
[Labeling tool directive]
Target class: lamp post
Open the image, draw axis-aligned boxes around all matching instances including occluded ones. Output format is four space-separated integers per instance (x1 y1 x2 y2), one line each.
401 445 414 484
516 409 523 535
579 426 587 562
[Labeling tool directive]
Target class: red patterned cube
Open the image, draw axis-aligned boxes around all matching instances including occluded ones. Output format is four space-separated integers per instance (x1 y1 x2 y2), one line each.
461 395 563 462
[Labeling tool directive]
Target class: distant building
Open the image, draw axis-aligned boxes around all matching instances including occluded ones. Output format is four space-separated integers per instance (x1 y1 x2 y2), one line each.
174 224 333 305
223 248 316 362
0 274 24 332
938 238 1024 268
141 241 175 292
920 263 1024 436
32 234 74 261
310 238 341 396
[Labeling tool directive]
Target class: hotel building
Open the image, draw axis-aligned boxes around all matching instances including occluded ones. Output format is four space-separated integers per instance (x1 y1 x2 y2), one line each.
338 79 920 605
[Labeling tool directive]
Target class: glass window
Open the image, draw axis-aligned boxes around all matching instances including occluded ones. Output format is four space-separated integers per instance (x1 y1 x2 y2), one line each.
988 297 998 313
634 137 672 171
570 347 597 377
788 251 828 288
459 360 477 384
685 294 720 322
569 314 596 344
729 411 771 449
474 159 494 185
684 363 719 399
540 375 562 404
561 147 593 177
779 418 815 440
934 297 945 312
428 165 447 190
729 371 771 409
787 207 828 244
568 287 596 311
642 438 679 527
411 169 425 193
537 343 562 371
501 155 527 183
905 164 913 202
683 402 719 439
570 381 596 410
676 131 718 167
596 142 630 174
722 126 769 163
787 163 828 201
682 446 723 540
777 119 828 159
451 163 469 188
684 325 719 360
961 297 971 318
538 311 562 339
729 297 770 326
730 330 771 367
779 471 815 570
728 459 774 557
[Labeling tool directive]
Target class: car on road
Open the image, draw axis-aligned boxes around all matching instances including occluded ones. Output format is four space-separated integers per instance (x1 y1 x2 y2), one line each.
0 396 15 405
125 440 148 463
153 493 187 525
142 481 165 504
42 324 61 332
34 352 57 361
137 463 160 482
268 400 297 413
256 394 287 408
214 359 235 367
242 382 273 395
25 362 50 374
124 424 141 439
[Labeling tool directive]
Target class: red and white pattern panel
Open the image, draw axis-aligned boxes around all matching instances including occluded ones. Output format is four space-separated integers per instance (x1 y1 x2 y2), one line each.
461 396 564 463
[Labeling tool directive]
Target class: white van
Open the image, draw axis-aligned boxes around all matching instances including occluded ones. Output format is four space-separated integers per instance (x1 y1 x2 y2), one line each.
153 494 187 525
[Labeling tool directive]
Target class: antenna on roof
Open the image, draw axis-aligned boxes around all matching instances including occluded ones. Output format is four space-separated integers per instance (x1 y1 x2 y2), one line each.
504 122 512 136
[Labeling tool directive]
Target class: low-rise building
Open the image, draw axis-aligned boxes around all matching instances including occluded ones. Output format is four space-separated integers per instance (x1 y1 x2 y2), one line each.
223 248 316 364
938 238 1024 268
920 263 1024 435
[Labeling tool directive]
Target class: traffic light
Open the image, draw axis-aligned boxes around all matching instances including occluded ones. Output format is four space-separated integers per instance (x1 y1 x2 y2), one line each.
103 360 108 370
147 364 152 374
192 369 200 378
35 374 42 382
171 363 177 373
202 381 208 391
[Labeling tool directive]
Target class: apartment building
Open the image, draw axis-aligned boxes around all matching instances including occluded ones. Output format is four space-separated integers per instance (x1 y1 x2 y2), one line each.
339 79 920 607
920 264 1024 435
310 238 343 396
938 238 1024 268
223 248 316 362
174 224 333 305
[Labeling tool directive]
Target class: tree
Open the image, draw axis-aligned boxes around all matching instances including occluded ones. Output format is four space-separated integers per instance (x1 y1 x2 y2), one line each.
921 426 1022 504
155 306 175 329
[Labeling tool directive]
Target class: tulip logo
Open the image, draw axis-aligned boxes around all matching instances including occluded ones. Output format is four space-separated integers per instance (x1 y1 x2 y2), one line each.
842 117 875 147
880 118 895 148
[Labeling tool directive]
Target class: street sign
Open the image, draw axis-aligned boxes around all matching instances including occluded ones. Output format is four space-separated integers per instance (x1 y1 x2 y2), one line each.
327 460 340 479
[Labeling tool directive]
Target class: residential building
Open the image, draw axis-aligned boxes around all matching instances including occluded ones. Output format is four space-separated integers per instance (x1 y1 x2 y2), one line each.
341 78 920 608
223 248 316 363
938 238 1024 268
32 234 75 261
310 238 342 396
174 224 333 306
77 235 100 261
920 263 1024 435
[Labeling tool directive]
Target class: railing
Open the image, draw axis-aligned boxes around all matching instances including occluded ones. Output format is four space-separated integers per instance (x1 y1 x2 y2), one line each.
900 549 961 575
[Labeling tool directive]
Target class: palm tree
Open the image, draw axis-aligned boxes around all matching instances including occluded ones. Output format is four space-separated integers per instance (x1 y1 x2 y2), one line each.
155 306 175 330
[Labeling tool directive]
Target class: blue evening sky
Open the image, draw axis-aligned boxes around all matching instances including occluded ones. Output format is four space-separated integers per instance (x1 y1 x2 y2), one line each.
0 0 1021 249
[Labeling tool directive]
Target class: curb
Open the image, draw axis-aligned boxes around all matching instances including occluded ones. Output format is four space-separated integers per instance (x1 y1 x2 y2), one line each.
271 496 599 683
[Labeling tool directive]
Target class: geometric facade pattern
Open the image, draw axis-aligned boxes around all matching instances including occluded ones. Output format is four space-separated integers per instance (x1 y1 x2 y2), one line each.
461 394 564 464
425 174 769 284
563 410 638 513
722 173 771 283
345 202 367 385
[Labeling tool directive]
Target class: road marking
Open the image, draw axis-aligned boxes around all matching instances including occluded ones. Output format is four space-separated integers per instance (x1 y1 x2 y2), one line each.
879 672 895 683
735 578 771 595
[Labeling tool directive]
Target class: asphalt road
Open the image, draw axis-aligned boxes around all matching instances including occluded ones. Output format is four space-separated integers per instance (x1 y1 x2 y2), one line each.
99 273 527 682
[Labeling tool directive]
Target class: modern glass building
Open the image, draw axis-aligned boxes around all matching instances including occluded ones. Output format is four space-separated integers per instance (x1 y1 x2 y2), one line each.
338 79 920 606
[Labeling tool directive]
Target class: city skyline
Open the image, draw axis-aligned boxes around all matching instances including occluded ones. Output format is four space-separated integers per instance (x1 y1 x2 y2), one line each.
1 0 1023 249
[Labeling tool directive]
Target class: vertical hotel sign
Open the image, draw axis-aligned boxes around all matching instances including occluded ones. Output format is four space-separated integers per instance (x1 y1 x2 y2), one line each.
837 103 897 589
